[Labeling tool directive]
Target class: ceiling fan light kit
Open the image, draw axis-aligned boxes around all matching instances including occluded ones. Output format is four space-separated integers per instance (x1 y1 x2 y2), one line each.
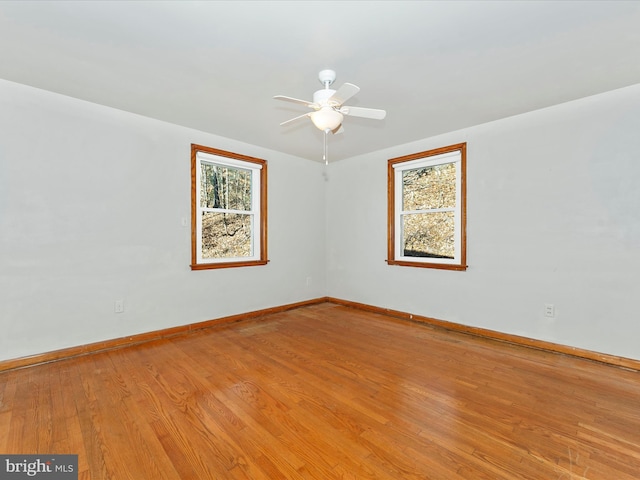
274 69 386 163
310 107 343 131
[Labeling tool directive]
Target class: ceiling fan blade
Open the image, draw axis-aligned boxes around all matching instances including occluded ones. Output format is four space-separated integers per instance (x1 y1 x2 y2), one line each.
273 95 317 108
329 83 360 106
279 112 311 126
340 106 386 120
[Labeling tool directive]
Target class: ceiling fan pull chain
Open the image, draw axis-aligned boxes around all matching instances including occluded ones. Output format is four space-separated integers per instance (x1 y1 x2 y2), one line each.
323 129 329 165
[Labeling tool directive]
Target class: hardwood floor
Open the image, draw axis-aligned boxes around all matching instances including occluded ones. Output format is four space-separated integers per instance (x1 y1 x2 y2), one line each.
1 302 639 479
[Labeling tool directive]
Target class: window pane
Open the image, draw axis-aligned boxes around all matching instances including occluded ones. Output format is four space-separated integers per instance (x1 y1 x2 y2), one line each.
201 212 252 259
402 163 456 211
200 163 252 210
402 211 455 259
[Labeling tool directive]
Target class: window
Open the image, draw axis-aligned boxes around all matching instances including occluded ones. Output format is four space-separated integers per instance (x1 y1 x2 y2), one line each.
191 144 267 270
387 143 467 270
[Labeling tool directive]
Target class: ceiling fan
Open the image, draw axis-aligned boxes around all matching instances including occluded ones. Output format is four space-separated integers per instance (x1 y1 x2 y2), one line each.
274 69 386 164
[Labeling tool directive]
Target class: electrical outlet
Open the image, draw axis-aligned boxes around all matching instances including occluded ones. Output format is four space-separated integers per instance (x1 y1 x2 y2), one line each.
544 303 555 318
114 300 124 314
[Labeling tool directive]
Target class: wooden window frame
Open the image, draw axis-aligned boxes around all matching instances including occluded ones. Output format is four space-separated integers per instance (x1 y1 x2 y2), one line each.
387 143 467 271
191 144 268 270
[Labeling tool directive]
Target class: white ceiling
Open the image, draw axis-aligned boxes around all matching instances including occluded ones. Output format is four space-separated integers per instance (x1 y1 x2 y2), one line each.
1 1 640 162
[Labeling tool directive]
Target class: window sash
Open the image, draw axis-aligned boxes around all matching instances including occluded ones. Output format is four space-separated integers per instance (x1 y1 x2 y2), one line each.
197 212 256 263
196 157 261 264
391 150 460 171
197 150 264 171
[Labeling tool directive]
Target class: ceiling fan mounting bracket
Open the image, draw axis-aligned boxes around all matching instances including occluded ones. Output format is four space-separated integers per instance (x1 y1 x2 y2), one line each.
318 69 336 88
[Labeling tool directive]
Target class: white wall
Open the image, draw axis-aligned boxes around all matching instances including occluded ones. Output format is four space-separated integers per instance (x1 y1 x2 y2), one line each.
3 78 640 364
326 83 640 361
0 80 327 362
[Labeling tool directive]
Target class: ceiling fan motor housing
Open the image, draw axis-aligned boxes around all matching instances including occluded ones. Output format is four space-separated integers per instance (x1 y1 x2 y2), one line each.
313 88 337 107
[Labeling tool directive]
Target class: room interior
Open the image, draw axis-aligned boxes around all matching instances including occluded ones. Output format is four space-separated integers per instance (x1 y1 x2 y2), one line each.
1 1 640 478
1 0 639 367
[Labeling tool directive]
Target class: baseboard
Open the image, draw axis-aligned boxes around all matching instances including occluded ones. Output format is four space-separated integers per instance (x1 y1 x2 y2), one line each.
3 296 638 373
0 297 327 372
326 297 640 372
